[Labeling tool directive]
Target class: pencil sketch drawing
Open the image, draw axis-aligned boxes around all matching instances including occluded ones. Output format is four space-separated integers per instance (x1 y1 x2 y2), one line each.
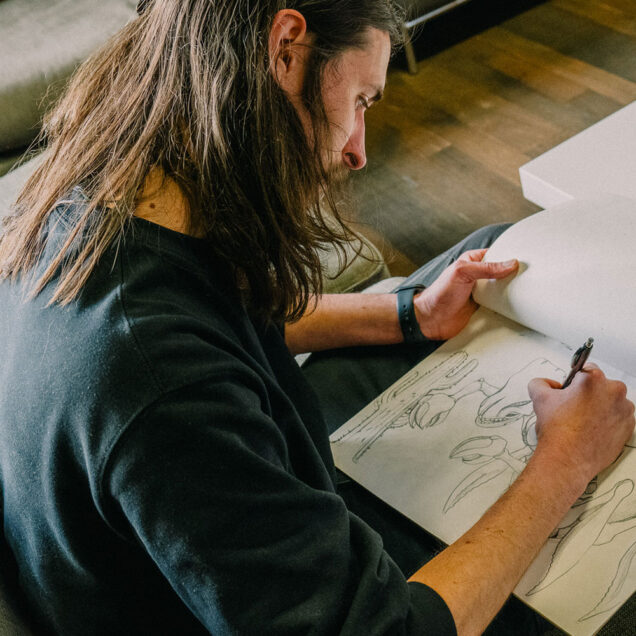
441 358 564 512
332 332 636 633
332 352 562 470
334 349 636 625
526 475 636 623
329 351 478 463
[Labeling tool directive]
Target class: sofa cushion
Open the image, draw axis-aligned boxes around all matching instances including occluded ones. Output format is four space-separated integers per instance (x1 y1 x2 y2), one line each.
319 237 389 295
0 0 137 152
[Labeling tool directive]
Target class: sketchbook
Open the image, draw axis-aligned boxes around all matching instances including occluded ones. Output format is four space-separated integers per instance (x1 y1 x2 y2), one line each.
330 194 636 635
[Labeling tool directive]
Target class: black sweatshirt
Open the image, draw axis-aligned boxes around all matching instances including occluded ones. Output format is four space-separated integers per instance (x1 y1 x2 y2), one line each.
0 191 455 635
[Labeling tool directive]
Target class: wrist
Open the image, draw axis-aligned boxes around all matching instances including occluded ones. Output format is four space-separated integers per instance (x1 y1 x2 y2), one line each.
396 286 430 344
526 441 590 504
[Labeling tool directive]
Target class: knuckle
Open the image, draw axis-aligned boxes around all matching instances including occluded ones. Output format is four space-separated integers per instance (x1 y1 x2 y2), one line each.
527 378 543 396
585 367 604 383
485 261 501 273
452 261 472 281
606 380 627 401
579 371 595 387
453 260 467 274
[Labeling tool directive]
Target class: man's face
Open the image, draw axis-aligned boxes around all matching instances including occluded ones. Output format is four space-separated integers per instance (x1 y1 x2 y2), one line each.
318 28 391 175
279 26 391 177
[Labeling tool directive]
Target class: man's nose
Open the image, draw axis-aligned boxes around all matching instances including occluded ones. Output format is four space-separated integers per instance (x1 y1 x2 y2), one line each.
342 116 366 170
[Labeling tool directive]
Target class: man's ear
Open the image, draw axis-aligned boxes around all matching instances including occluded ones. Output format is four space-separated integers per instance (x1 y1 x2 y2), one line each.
268 9 309 96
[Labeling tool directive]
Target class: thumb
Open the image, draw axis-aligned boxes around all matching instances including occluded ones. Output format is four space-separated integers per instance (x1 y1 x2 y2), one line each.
528 377 561 401
455 259 518 282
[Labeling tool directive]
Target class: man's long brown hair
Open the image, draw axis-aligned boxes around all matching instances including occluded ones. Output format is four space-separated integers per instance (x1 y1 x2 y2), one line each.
0 0 402 322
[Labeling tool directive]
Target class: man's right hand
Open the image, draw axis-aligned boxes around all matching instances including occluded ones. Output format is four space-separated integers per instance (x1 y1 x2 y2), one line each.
528 364 635 490
410 362 635 635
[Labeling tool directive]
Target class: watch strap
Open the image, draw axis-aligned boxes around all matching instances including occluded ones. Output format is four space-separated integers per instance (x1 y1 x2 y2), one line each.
396 285 429 344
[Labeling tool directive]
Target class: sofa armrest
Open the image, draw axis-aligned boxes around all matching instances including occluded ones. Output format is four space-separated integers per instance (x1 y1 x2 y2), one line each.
0 0 137 152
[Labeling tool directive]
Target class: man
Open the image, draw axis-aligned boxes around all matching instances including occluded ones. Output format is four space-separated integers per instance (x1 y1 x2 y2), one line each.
0 1 632 634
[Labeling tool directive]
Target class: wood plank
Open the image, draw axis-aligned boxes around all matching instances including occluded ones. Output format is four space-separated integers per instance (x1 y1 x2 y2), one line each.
441 40 624 147
504 3 636 82
429 118 529 186
462 36 589 103
607 0 636 18
475 27 636 105
406 63 564 155
372 70 531 186
554 0 636 38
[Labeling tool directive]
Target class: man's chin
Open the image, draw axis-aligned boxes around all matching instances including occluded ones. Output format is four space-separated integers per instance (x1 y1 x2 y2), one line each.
326 165 351 186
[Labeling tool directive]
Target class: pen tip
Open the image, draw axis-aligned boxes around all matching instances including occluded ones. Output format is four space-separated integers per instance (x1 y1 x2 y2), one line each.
586 337 594 347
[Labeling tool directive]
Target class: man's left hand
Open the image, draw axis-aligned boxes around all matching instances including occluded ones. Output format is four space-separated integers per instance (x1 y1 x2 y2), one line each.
414 249 518 341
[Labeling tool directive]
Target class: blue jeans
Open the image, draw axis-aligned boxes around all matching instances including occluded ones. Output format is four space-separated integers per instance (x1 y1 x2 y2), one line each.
302 223 559 635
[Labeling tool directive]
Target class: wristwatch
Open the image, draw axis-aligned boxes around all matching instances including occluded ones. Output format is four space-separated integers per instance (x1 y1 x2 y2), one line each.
396 285 430 345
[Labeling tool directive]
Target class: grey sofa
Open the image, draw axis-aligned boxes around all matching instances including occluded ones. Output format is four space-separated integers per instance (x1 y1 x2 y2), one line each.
0 0 139 173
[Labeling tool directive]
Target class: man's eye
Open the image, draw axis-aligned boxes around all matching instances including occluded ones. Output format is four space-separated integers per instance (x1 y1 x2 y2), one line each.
357 96 370 110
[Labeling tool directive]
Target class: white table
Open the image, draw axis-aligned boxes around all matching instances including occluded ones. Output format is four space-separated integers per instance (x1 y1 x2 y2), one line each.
519 100 636 209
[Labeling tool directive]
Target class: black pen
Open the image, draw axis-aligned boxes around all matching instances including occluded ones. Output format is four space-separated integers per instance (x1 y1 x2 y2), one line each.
561 338 594 389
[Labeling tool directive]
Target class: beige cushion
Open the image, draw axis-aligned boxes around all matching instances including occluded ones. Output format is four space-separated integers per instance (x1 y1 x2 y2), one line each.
319 237 389 295
0 0 137 151
360 276 406 294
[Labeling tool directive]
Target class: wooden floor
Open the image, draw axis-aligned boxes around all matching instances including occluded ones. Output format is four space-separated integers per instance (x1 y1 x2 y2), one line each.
352 0 636 276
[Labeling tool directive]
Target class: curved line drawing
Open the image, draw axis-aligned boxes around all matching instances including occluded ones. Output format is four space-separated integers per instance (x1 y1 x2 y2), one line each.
331 351 479 462
442 359 562 512
475 358 562 429
333 353 565 465
579 540 636 622
528 480 634 596
444 435 531 512
525 475 636 623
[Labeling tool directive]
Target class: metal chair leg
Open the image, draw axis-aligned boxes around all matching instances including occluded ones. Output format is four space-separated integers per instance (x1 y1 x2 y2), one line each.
402 25 418 74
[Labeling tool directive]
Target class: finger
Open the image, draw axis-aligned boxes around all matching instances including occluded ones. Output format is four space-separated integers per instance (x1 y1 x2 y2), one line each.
575 363 604 382
622 419 636 447
457 249 488 263
613 380 629 400
454 259 519 283
528 377 560 400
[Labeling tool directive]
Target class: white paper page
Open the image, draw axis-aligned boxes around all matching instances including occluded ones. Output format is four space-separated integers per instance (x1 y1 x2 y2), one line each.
330 309 636 636
474 194 636 377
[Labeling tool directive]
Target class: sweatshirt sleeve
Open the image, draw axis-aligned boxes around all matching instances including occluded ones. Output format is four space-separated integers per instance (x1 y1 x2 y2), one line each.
102 373 456 635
